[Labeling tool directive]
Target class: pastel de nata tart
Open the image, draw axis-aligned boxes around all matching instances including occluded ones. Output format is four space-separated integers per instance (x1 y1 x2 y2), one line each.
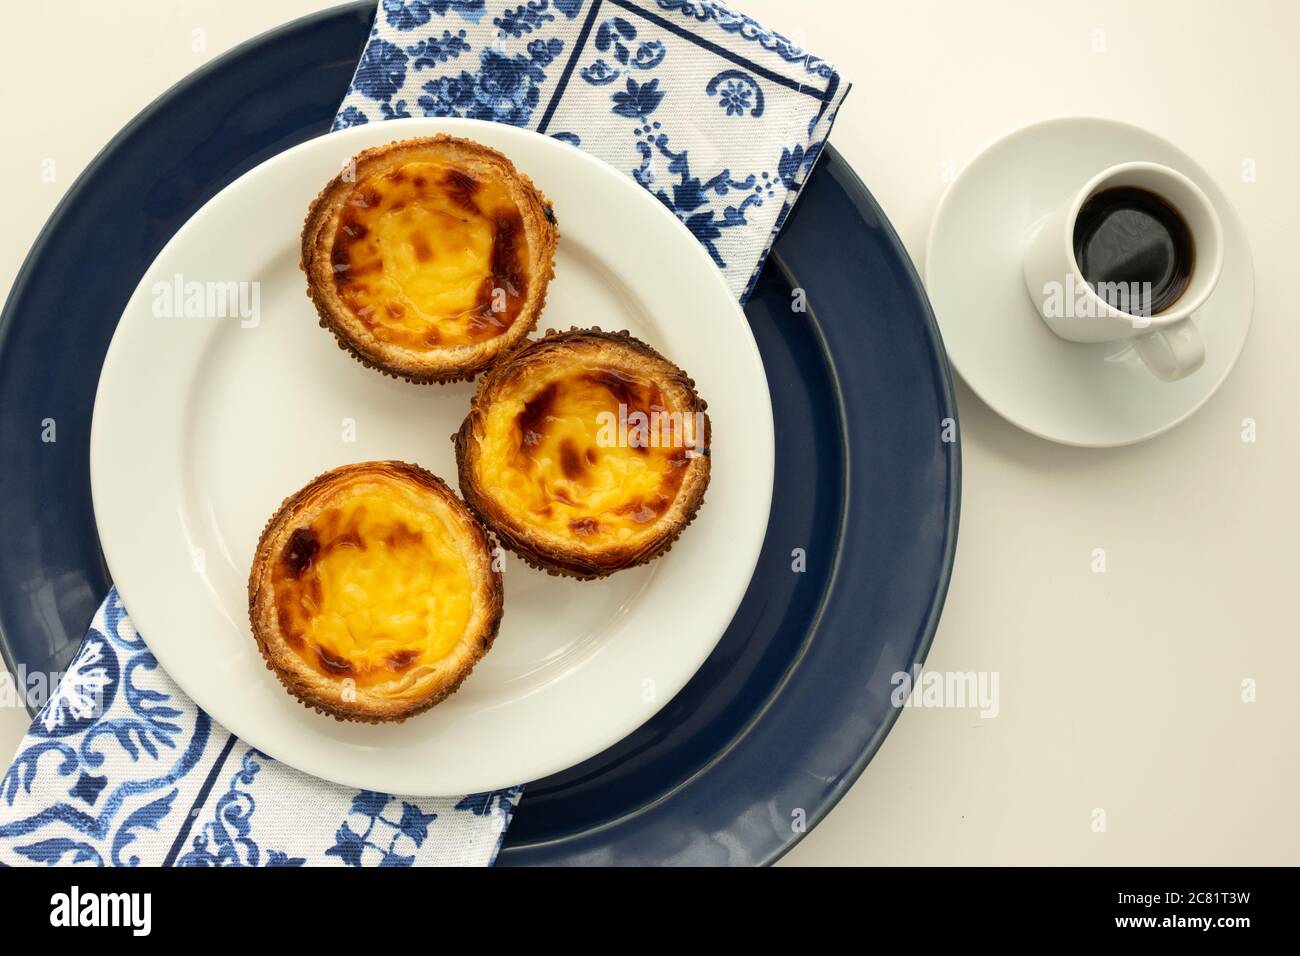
247 461 503 722
455 328 711 580
301 135 559 383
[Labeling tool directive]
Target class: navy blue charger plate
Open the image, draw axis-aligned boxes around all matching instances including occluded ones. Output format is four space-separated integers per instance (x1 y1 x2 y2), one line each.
0 2 958 865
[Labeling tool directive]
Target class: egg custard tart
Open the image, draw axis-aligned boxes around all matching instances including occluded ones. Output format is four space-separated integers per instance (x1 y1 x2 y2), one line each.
301 135 559 383
455 329 711 579
248 461 503 722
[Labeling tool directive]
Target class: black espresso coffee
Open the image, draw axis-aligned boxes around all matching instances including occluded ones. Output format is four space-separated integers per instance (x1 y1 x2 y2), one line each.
1072 186 1194 315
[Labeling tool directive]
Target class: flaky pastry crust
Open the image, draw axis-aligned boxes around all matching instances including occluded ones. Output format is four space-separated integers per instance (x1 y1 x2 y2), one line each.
455 328 711 580
301 135 559 383
248 461 504 722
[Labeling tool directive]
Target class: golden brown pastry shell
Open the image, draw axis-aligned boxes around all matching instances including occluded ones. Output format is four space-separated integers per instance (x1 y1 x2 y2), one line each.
301 135 559 384
455 328 711 580
247 460 504 723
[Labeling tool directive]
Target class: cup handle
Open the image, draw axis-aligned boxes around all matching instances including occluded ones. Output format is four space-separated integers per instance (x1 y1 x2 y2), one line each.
1133 319 1205 382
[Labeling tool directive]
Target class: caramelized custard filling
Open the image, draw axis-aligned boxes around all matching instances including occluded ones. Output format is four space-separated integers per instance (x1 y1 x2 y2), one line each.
331 160 530 349
271 489 474 688
476 365 701 545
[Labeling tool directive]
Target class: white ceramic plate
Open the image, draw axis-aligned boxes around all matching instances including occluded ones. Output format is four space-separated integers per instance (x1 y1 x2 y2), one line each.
925 116 1254 447
90 118 773 795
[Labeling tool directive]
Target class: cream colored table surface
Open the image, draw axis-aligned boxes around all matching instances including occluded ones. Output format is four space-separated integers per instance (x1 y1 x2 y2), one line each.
2 0 1296 866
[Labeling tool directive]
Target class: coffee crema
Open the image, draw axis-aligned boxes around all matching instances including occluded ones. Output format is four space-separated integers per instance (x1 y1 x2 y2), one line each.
1072 186 1194 315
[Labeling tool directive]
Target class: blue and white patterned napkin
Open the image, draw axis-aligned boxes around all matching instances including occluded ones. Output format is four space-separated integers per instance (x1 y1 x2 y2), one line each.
0 0 846 868
0 591 520 866
334 0 849 299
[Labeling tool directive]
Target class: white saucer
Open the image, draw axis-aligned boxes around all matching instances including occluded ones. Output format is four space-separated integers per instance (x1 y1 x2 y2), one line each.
924 116 1254 447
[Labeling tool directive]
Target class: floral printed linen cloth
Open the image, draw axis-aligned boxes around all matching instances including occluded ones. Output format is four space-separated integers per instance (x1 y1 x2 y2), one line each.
335 0 850 299
0 0 846 868
0 591 520 866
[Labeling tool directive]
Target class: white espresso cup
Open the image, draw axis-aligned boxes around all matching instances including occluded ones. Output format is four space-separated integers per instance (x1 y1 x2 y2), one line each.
1022 161 1223 382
